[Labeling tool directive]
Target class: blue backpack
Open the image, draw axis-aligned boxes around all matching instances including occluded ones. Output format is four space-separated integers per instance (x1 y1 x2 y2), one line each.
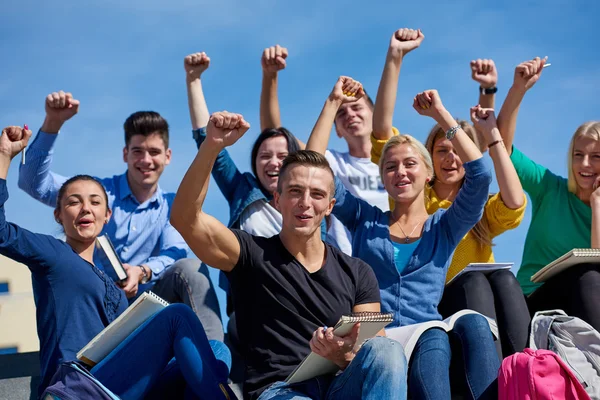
41 361 120 400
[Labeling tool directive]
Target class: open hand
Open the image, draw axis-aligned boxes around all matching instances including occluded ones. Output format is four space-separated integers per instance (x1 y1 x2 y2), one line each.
310 323 360 369
184 52 211 80
206 112 250 148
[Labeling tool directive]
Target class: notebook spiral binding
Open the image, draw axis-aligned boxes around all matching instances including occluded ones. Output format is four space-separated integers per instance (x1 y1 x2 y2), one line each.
339 312 394 324
147 291 170 307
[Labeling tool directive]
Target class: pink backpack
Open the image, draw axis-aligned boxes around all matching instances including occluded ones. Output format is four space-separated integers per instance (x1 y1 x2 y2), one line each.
499 348 590 400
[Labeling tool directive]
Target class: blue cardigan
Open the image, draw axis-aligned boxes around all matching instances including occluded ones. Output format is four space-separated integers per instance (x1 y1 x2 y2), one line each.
0 179 128 396
332 158 492 326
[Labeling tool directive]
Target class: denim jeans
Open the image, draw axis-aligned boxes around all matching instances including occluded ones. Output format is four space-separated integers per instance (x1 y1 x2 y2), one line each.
90 304 234 400
258 337 407 400
151 258 224 342
408 314 499 400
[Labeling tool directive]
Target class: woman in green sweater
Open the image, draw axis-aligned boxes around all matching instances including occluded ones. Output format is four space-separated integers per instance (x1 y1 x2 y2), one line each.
497 56 600 330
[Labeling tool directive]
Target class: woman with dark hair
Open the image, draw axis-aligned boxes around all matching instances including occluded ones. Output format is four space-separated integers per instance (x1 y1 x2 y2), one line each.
0 126 234 399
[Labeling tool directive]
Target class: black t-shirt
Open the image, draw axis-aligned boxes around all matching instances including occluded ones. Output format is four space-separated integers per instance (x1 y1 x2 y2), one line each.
228 230 380 400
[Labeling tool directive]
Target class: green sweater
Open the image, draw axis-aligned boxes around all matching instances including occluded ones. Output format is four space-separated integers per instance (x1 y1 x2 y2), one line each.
511 147 592 294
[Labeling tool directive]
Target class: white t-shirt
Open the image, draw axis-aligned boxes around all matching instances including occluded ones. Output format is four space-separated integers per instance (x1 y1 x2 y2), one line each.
240 199 282 238
325 149 389 255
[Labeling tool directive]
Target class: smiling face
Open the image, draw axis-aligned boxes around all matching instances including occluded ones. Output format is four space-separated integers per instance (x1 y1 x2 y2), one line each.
274 164 335 238
334 97 373 141
54 179 111 245
571 136 600 195
123 133 171 191
381 143 431 204
255 135 290 195
431 136 465 186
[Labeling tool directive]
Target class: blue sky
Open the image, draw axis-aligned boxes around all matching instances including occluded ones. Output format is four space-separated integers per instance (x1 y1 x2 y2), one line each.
1 0 599 319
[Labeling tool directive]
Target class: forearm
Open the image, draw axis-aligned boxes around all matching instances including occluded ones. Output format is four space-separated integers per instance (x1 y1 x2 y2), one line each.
497 86 526 154
373 54 403 139
0 156 10 179
478 92 495 110
186 78 210 130
592 203 600 248
306 98 342 154
436 110 482 162
260 72 281 130
40 117 64 134
487 128 525 209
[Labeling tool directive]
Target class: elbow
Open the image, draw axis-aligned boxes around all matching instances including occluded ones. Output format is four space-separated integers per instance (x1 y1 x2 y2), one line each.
503 193 526 210
372 123 393 140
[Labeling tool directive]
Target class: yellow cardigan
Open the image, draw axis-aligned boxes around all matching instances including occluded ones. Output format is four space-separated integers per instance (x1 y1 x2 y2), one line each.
371 128 526 283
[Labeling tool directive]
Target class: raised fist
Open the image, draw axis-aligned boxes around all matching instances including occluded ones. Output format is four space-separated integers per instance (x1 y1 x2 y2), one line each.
412 90 445 118
471 59 498 89
44 91 80 124
261 45 288 74
206 112 250 148
0 126 32 160
470 105 498 137
389 28 424 58
329 76 364 104
184 52 210 80
514 56 547 91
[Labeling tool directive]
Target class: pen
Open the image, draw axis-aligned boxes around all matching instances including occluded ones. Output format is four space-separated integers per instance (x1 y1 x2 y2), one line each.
21 124 28 165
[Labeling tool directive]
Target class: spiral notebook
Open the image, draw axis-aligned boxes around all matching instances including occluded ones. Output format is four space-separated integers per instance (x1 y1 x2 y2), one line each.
285 312 394 384
96 234 127 282
77 292 169 366
531 248 600 283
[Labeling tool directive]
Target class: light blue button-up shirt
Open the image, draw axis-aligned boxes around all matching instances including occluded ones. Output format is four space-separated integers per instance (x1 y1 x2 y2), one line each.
18 131 188 286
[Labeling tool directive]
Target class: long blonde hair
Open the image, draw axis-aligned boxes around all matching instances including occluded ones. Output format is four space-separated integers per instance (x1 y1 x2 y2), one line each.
424 120 492 248
567 121 600 194
379 134 434 180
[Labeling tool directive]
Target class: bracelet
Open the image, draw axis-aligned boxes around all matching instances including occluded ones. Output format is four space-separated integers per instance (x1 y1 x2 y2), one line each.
480 86 498 95
488 139 503 148
445 125 460 140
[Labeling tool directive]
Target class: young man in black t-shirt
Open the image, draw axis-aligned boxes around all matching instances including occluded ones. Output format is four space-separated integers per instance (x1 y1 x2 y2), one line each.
172 111 407 400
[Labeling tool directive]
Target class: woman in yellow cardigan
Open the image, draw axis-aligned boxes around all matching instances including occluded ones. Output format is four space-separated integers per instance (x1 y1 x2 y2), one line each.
371 27 531 357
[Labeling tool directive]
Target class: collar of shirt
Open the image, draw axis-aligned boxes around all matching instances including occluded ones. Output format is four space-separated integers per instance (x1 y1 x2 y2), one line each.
117 172 163 208
425 185 452 214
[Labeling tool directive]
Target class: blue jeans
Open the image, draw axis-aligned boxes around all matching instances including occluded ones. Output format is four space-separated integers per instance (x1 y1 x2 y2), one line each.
408 314 499 400
90 304 234 400
258 337 407 400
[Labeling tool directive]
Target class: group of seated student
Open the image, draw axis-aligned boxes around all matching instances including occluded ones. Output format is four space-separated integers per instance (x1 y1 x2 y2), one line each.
2 24 600 400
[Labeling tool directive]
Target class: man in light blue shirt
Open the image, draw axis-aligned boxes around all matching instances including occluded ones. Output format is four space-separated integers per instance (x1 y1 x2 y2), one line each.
18 90 223 341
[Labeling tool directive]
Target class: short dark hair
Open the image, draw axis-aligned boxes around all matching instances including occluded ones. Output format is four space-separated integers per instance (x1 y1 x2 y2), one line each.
276 150 335 197
251 127 301 179
55 175 110 213
123 111 169 148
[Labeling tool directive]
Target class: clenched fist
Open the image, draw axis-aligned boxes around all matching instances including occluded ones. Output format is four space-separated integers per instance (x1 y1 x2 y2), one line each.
0 126 32 160
513 56 547 91
413 90 446 119
470 105 499 139
389 28 424 58
44 91 80 128
206 112 250 148
329 76 364 105
471 59 498 89
184 52 210 81
261 45 288 74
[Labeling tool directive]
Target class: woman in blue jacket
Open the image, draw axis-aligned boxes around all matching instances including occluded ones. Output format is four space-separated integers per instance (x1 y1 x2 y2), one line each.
307 82 499 399
0 126 233 400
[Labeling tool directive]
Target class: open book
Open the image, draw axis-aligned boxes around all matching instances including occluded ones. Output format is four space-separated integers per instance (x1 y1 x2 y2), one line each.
96 234 127 282
77 292 169 366
386 310 498 361
285 312 394 384
446 262 513 285
531 248 600 283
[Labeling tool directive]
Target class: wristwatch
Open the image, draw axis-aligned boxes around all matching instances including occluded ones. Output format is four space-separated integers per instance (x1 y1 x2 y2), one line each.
139 265 150 284
480 86 498 95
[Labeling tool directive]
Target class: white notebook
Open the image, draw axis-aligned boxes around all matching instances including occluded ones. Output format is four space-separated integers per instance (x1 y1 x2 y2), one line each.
386 309 498 361
446 262 513 285
531 248 600 283
96 234 128 282
285 312 394 384
77 292 169 366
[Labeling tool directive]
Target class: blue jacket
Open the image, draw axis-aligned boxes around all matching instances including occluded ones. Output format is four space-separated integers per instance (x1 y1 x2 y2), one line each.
332 158 492 326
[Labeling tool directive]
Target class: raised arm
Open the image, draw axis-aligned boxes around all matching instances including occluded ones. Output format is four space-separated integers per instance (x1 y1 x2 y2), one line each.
171 112 250 272
470 106 525 209
260 45 288 131
372 28 424 140
471 59 498 110
497 56 546 154
185 52 211 130
307 77 364 154
413 90 482 163
18 91 79 206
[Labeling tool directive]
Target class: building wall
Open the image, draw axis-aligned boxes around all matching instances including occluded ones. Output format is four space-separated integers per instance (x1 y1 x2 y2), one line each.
0 255 38 353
